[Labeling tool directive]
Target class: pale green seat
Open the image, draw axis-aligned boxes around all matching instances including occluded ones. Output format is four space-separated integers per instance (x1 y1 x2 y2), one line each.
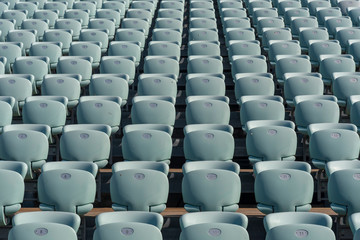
126 9 152 22
187 56 223 74
69 41 102 68
64 9 90 28
335 27 360 50
41 74 81 109
0 96 14 133
90 73 130 106
14 2 37 17
143 56 179 77
189 18 217 29
182 161 241 212
38 162 97 215
228 40 261 61
7 30 37 55
161 1 184 11
184 124 234 161
0 2 8 16
283 73 324 107
308 40 341 67
0 161 26 226
180 212 248 230
12 211 81 232
108 41 141 66
253 161 311 177
96 9 121 28
0 74 34 116
239 96 285 130
29 42 62 70
308 123 357 136
0 57 6 76
348 40 360 67
278 1 301 15
255 167 313 214
263 212 333 232
89 18 116 40
121 126 173 164
22 96 67 138
268 40 301 65
43 29 73 54
220 8 247 19
151 29 182 46
190 1 213 8
56 56 93 86
325 16 352 38
0 128 48 179
77 96 122 134
33 10 59 29
332 72 360 110
102 1 125 19
245 119 295 133
73 1 96 18
123 124 173 136
348 7 360 26
80 29 109 53
309 128 360 169
8 223 78 240
248 0 272 15
13 56 49 88
189 28 219 41
186 96 230 124
2 10 27 29
231 55 267 80
186 73 226 96
0 19 15 42
21 19 49 41
290 17 318 38
188 41 220 56
350 212 360 239
308 0 331 16
328 168 360 217
265 224 335 240
121 18 150 37
261 27 291 51
275 55 312 85
246 125 297 164
225 28 255 47
3 124 51 142
148 41 180 61
180 223 249 240
257 17 285 39
316 7 342 27
190 9 214 18
60 128 111 168
252 8 279 27
319 54 355 86
110 161 169 212
294 95 339 135
54 19 82 41
131 96 176 125
138 74 177 99
130 1 155 15
349 95 360 131
299 27 329 51
62 124 111 137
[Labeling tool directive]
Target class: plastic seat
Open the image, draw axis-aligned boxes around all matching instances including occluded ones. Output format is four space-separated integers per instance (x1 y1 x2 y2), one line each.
33 10 59 29
349 212 360 240
138 74 177 99
189 18 217 29
80 29 109 53
255 162 313 214
57 56 93 86
228 40 261 60
38 162 97 215
290 17 318 38
261 27 292 51
130 1 155 15
187 56 223 74
21 19 49 41
180 223 249 240
121 125 173 164
7 30 37 55
275 55 311 85
348 39 360 67
183 124 234 161
268 40 301 65
248 0 273 15
335 27 360 50
348 7 360 26
110 161 169 212
161 1 184 11
221 8 247 19
0 19 15 42
239 96 285 130
252 8 279 27
0 1 8 15
90 74 130 106
22 96 67 138
69 41 101 68
44 2 67 18
256 17 285 38
96 9 121 28
60 126 110 168
265 224 335 240
0 127 48 179
332 73 360 110
190 0 213 8
2 10 27 29
234 73 274 102
73 1 96 18
325 16 352 38
231 55 268 80
0 97 14 133
148 41 180 61
100 56 135 83
12 211 81 232
190 9 214 18
115 29 145 50
41 74 81 109
316 7 342 27
126 9 152 22
13 56 49 88
319 54 355 86
189 28 219 41
245 120 295 133
102 1 125 19
246 125 297 164
108 41 141 66
299 27 329 51
308 0 331 16
152 29 182 45
308 40 341 67
185 96 230 124
294 95 340 134
159 8 183 20
88 18 116 40
121 18 150 37
307 123 357 136
349 95 360 131
143 56 179 77
77 96 122 134
225 28 255 45
43 29 73 54
283 73 324 107
186 73 226 96
0 42 22 74
278 0 301 16
64 9 90 29
29 42 62 70
131 96 176 125
284 8 310 26
182 161 241 212
9 223 78 240
155 18 183 34
55 19 82 41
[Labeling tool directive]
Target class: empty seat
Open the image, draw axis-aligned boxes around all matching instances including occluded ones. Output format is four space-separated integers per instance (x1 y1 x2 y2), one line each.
126 9 153 22
234 73 275 102
69 41 101 69
290 17 318 38
89 18 116 40
0 97 14 133
33 10 59 28
308 40 341 67
319 54 355 86
186 73 226 96
2 10 27 29
55 19 82 41
21 19 49 41
253 160 310 177
138 74 177 99
231 55 268 80
0 42 22 74
100 56 136 82
43 29 73 54
183 124 234 162
268 40 301 65
299 27 329 51
73 1 96 18
44 2 67 18
96 9 121 28
64 9 90 28
13 56 49 88
225 28 255 45
262 28 292 51
275 55 312 85
148 41 180 61
38 161 97 215
152 29 182 45
143 56 179 77
108 41 141 67
332 72 360 110
8 223 78 240
350 212 360 239
190 9 214 18
265 224 335 240
7 30 37 55
335 27 360 50
257 17 285 37
190 18 217 29
228 40 261 60
121 18 150 37
0 19 15 42
30 42 62 70
325 16 352 38
189 28 219 41
187 56 223 74
182 161 241 212
102 1 125 19
57 56 93 86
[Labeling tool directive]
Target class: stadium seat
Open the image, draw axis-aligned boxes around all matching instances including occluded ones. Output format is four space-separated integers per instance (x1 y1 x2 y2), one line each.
188 41 220 56
231 55 268 80
332 72 360 110
228 40 261 60
57 56 93 86
275 55 311 85
253 161 310 177
108 41 141 66
144 56 179 77
265 224 335 240
137 74 177 99
0 43 22 74
43 29 73 54
7 30 37 55
88 18 116 40
186 73 226 96
69 42 101 69
33 10 59 29
29 42 62 70
268 40 301 65
80 29 109 53
308 40 341 67
8 223 78 240
54 19 82 41
64 9 90 28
